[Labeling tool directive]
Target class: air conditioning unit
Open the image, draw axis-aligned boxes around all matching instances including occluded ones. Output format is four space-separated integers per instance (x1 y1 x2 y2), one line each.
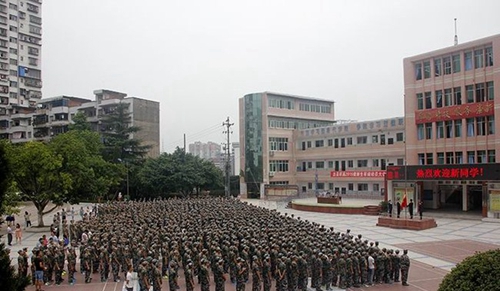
269 151 275 157
269 171 275 177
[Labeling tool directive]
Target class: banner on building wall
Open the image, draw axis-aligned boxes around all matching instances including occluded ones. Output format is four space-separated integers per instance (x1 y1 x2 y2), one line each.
330 170 386 178
394 187 414 204
489 190 500 212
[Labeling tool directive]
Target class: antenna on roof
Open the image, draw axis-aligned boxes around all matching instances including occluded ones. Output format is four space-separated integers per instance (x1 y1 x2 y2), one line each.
454 18 458 46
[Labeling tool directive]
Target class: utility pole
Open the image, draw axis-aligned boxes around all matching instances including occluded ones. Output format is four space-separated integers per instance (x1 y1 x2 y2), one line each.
223 117 234 198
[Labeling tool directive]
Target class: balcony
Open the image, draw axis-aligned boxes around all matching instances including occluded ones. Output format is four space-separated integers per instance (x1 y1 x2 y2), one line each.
10 124 28 132
10 112 31 119
24 78 42 88
27 4 39 14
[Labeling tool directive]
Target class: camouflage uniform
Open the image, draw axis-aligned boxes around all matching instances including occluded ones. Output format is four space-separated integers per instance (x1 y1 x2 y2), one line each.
199 261 210 291
251 259 262 291
392 250 401 282
262 257 272 291
400 250 410 286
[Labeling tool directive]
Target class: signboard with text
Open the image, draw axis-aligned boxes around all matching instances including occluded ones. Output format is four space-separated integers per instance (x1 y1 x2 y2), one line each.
415 101 494 124
387 164 500 181
330 170 386 178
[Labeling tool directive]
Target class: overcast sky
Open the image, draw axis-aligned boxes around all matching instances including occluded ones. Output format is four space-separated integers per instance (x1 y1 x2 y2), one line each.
42 0 500 153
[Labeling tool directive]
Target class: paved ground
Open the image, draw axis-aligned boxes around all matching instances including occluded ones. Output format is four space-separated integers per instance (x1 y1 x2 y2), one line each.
5 198 500 291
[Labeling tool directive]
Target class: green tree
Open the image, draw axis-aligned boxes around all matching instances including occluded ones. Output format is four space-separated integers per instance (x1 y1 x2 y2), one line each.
0 141 9 210
100 102 150 163
5 142 70 227
0 240 29 291
50 130 123 203
69 111 92 131
438 249 500 291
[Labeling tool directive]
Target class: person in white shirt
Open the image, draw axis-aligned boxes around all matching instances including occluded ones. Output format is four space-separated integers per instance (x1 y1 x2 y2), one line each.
367 253 375 286
125 265 135 291
81 232 88 244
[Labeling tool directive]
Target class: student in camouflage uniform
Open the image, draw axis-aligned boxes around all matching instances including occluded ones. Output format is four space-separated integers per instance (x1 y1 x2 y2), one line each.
17 250 26 278
99 247 109 282
393 249 401 282
321 253 332 290
275 257 287 291
251 255 262 291
53 248 64 285
214 259 226 291
330 250 338 287
358 251 367 285
352 251 361 287
337 253 347 289
199 259 210 291
82 248 92 283
262 255 272 291
297 254 308 291
400 250 410 286
139 260 151 291
152 259 162 291
168 260 178 291
237 258 248 291
67 247 77 285
110 247 121 282
185 262 195 291
310 254 320 290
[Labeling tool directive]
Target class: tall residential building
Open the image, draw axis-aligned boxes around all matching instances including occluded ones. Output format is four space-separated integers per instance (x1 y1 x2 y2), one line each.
232 142 240 176
26 89 160 157
188 141 224 170
239 92 336 198
386 34 500 219
0 0 42 141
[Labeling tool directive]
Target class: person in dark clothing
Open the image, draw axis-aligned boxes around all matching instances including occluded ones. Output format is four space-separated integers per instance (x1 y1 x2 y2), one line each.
34 250 44 291
418 200 424 220
396 199 402 218
408 199 414 219
387 200 393 217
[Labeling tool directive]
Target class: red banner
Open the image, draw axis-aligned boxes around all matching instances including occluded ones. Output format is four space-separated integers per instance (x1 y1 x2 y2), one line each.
415 101 494 124
330 170 386 178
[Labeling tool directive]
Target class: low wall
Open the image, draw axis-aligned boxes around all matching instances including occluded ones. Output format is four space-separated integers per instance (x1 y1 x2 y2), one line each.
291 203 380 215
376 217 437 230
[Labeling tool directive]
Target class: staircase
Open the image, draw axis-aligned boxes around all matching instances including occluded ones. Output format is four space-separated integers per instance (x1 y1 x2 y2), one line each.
363 205 381 215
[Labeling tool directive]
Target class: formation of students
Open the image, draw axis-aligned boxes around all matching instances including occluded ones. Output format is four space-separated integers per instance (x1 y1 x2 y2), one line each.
20 197 412 290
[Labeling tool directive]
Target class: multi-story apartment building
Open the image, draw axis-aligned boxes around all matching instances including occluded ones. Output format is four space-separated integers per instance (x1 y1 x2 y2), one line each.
21 89 160 157
0 0 42 142
386 34 500 218
294 117 405 196
189 141 225 170
239 92 336 198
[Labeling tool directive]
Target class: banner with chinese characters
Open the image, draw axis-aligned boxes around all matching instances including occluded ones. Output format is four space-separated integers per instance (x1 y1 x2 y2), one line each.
489 190 500 212
330 170 386 178
387 164 500 181
415 101 494 124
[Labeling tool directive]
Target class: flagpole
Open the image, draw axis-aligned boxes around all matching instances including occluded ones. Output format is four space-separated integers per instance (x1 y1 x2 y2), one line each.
404 93 408 220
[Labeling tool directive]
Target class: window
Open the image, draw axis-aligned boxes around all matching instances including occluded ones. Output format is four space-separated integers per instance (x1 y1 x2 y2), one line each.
307 162 312 169
477 150 486 163
466 118 475 136
425 123 432 139
357 159 368 168
452 54 461 73
435 90 443 107
444 89 452 106
434 58 441 76
454 87 462 105
308 183 312 189
380 134 385 145
269 160 289 172
328 161 334 168
446 152 454 164
416 93 423 110
465 51 473 71
396 132 404 142
467 151 475 164
348 183 354 191
445 121 453 138
327 139 333 146
437 152 445 164
347 160 354 168
488 150 496 163
315 140 324 148
455 152 463 164
373 184 380 192
415 63 422 80
486 115 495 134
485 47 493 67
397 158 404 165
340 138 345 148
444 56 451 74
418 153 425 165
372 159 379 167
475 83 485 102
423 60 431 78
387 138 394 145
487 81 494 100
417 124 424 140
476 117 486 136
466 85 474 103
454 119 462 137
329 183 334 190
269 137 289 151
347 137 352 145
474 49 484 69
316 161 324 169
372 135 378 143
357 136 367 144
307 141 311 148
425 92 432 109
357 183 368 191
426 153 433 165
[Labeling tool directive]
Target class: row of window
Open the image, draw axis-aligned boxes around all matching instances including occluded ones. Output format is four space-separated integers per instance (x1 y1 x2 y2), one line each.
268 118 332 130
299 158 403 171
269 137 288 151
268 97 294 110
298 102 332 114
416 82 494 110
416 116 495 140
301 132 404 150
269 160 289 172
307 182 380 192
417 150 496 165
415 46 493 80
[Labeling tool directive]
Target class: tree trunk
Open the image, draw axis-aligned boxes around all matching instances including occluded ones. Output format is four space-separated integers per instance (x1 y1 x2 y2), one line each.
37 208 45 227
